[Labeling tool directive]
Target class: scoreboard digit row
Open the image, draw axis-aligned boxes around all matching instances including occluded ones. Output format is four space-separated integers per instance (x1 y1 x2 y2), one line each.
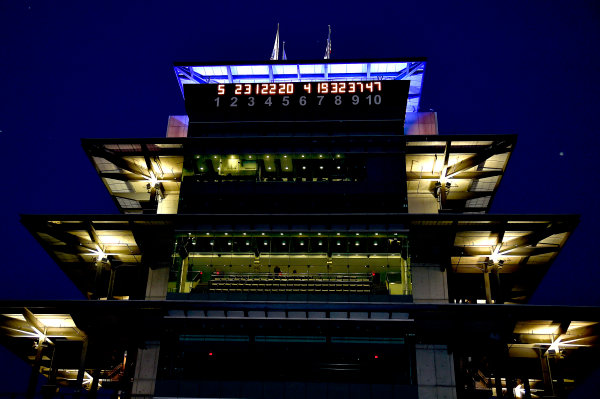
214 94 382 108
219 81 383 96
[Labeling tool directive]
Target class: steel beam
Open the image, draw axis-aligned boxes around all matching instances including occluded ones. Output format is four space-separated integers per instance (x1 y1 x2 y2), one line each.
89 145 149 177
446 140 512 178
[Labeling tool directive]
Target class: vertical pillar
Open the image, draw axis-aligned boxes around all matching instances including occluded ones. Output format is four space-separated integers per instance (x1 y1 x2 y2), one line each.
107 267 117 299
89 368 100 399
415 344 457 399
411 263 449 304
92 261 104 299
145 266 169 300
75 338 89 397
132 341 161 396
26 335 45 399
483 271 492 304
491 268 503 304
539 350 554 397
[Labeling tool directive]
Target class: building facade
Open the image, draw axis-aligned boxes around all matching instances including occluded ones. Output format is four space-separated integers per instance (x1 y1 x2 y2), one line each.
1 59 598 399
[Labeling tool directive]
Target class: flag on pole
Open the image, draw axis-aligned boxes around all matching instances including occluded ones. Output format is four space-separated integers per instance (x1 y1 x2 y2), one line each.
323 25 332 59
282 41 287 60
270 23 280 60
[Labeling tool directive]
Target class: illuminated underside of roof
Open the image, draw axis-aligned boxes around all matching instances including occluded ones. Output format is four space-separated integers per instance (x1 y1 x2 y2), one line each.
174 58 426 113
0 301 597 391
81 134 514 215
21 213 577 303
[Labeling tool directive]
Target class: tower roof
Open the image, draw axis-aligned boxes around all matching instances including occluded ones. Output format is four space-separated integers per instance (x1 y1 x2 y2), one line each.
174 58 427 113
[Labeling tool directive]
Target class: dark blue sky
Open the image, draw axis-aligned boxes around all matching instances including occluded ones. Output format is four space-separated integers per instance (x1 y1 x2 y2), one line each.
0 0 599 392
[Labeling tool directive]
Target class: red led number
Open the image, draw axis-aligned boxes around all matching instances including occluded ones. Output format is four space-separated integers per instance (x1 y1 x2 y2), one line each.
348 82 356 93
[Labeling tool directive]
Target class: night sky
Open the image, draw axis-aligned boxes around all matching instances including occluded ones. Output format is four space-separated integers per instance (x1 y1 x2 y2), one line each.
0 0 599 393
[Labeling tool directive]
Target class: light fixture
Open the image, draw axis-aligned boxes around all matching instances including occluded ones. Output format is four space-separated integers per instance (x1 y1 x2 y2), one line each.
355 241 360 246
319 166 323 170
268 166 272 170
317 233 321 236
375 233 378 236
336 232 340 236
263 241 268 245
266 155 270 158
285 166 288 170
248 155 252 159
283 155 287 158
217 167 221 170
318 241 323 246
261 232 265 235
302 166 306 170
227 241 232 246
319 154 323 158
210 241 214 246
206 232 210 235
301 154 305 158
337 166 341 169
246 241 250 245
374 242 378 246
200 167 204 171
214 155 217 159
282 241 286 245
243 232 246 235
300 241 304 246
299 233 302 236
337 241 341 246
224 232 228 235
356 233 359 236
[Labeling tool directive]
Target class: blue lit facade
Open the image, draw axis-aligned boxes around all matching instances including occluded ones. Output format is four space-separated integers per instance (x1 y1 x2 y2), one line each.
174 59 426 113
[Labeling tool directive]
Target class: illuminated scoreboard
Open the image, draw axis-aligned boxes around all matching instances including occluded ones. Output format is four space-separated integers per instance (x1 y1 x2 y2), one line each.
184 80 410 134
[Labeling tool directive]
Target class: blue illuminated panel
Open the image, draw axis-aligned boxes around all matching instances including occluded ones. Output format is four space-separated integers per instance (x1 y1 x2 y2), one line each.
174 59 426 113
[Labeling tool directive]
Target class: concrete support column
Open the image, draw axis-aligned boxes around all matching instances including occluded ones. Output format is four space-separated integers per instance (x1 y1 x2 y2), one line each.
157 192 180 214
145 266 169 300
415 344 457 399
89 368 100 399
75 338 88 398
539 351 554 396
132 341 161 396
483 271 492 304
491 268 503 304
411 263 449 304
107 267 117 299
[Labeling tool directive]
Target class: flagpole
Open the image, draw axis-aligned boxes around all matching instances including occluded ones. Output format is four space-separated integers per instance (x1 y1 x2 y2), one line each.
270 23 280 61
324 25 332 59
